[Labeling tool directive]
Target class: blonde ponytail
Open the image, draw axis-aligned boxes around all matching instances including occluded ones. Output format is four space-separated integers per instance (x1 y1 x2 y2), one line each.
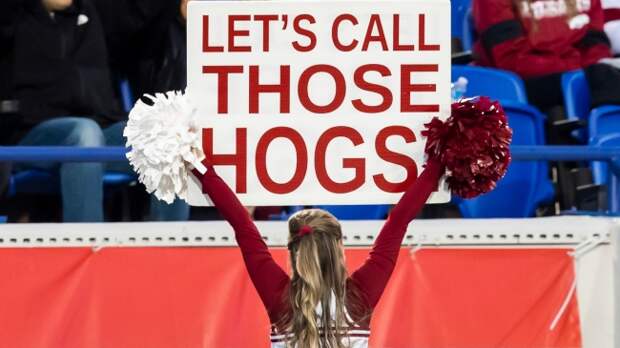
293 236 322 347
281 209 351 348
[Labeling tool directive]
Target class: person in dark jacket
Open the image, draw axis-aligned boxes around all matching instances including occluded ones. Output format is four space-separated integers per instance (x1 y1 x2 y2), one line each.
94 0 186 95
94 0 191 220
5 0 124 142
0 0 194 222
133 0 190 220
0 0 126 222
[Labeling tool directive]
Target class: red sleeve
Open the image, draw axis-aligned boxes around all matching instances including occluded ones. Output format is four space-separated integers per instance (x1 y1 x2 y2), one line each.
473 0 571 78
577 0 612 66
349 160 444 309
199 168 289 312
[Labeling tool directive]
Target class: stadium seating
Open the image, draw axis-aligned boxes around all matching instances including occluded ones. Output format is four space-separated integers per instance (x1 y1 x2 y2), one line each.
452 65 528 103
451 0 471 49
589 105 620 138
589 106 620 190
461 7 476 51
561 69 590 141
450 67 554 217
317 205 391 220
8 80 137 202
457 101 555 217
7 170 54 196
271 204 391 221
8 169 135 198
561 70 589 123
269 205 304 220
590 134 620 212
119 79 135 113
562 70 620 142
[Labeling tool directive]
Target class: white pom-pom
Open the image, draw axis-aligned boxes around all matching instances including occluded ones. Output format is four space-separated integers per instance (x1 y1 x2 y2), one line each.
124 91 206 204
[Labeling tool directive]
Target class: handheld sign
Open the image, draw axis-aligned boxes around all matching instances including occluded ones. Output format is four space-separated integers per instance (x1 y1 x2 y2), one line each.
186 0 451 206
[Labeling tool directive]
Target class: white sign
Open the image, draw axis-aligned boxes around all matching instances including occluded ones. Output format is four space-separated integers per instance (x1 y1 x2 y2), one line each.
186 0 451 206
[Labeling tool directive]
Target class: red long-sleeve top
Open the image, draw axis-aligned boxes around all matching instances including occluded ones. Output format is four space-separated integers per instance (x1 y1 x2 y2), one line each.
473 0 612 79
198 160 444 333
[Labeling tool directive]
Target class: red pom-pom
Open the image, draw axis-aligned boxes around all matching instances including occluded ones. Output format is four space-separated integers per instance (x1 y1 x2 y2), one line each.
422 97 513 199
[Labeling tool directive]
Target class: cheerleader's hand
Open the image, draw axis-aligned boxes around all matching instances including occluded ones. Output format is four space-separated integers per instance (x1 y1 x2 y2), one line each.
191 165 215 194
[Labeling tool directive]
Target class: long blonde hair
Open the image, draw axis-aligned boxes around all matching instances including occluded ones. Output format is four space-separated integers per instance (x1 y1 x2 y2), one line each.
279 209 351 348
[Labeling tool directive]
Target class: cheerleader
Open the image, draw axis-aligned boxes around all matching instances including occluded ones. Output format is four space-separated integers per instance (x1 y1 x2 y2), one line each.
123 86 508 347
193 159 444 348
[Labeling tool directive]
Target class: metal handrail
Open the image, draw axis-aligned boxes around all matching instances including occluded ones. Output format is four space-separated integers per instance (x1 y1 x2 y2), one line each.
1 145 619 213
0 146 128 162
0 145 619 162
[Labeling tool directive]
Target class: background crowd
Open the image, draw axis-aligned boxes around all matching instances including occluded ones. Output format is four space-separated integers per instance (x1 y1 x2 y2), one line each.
0 0 619 222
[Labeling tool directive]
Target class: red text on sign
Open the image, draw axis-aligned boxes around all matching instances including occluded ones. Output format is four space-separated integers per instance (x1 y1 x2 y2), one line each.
202 64 439 114
202 126 419 194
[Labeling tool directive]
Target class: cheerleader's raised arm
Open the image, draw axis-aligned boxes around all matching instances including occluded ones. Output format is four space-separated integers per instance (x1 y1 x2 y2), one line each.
196 167 290 315
194 158 445 317
350 159 444 309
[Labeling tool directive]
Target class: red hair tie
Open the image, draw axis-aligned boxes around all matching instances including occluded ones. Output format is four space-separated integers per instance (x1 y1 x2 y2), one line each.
298 225 313 237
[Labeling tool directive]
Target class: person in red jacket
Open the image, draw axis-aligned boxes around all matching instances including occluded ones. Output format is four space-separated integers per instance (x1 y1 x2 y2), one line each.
194 160 444 348
473 0 613 110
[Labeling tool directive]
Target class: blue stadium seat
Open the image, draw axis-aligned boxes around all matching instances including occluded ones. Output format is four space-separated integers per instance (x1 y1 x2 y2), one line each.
0 216 6 223
120 79 135 113
561 70 589 123
561 69 590 140
317 205 391 220
103 172 136 186
562 70 620 141
589 106 620 186
269 205 304 220
451 0 471 46
8 79 137 198
590 134 620 212
590 134 620 187
457 101 555 217
8 170 56 196
452 65 528 103
6 77 137 205
461 7 476 51
8 169 135 198
589 105 620 138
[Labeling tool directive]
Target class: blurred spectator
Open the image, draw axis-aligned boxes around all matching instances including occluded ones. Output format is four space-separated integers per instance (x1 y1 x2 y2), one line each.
97 0 286 221
93 0 191 221
134 0 188 95
0 0 190 222
0 0 123 222
0 163 9 199
472 0 620 212
93 0 180 94
133 0 191 220
472 0 614 111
